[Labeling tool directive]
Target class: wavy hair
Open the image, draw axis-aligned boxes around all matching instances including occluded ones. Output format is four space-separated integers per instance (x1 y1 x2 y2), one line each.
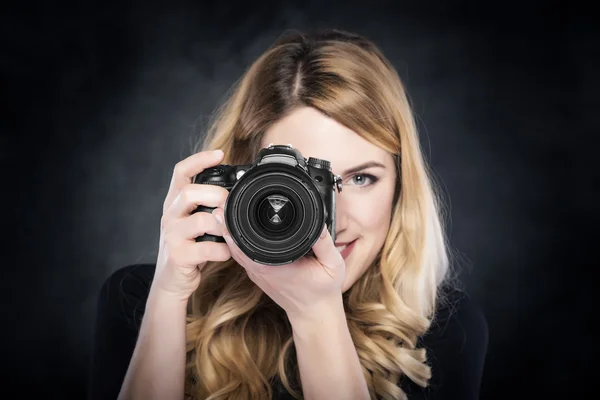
184 29 453 400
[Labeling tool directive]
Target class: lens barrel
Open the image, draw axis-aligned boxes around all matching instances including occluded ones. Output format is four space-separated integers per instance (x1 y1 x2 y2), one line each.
224 164 325 265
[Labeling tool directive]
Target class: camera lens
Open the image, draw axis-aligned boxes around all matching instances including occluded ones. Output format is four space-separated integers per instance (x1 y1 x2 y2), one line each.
224 164 325 265
255 194 296 235
245 184 305 244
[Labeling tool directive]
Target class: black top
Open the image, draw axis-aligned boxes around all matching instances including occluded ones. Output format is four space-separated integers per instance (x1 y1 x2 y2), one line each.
89 264 488 400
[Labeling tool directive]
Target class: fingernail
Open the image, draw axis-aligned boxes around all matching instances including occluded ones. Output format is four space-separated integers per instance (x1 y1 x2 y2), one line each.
214 213 223 224
213 149 224 157
320 225 328 239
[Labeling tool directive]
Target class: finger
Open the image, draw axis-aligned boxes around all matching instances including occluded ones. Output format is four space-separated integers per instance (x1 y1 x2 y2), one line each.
166 184 229 219
163 149 224 213
171 210 223 240
311 224 344 276
212 207 266 271
179 241 232 267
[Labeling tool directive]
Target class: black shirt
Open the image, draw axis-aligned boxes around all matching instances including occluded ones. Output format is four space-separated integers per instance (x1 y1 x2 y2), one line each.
89 264 488 399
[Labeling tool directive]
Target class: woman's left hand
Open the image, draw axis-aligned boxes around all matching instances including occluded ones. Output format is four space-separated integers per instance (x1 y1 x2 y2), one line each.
212 207 346 324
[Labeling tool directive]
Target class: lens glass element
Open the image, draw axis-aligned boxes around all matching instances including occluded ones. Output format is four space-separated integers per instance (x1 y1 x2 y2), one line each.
256 194 296 235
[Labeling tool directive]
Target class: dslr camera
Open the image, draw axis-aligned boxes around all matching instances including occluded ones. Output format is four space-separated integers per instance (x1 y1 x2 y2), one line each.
192 144 343 265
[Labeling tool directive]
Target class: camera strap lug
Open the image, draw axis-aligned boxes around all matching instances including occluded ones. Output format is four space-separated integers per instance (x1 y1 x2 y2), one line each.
334 175 343 192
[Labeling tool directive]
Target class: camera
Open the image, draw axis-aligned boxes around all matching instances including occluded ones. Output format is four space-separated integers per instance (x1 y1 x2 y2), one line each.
192 144 343 265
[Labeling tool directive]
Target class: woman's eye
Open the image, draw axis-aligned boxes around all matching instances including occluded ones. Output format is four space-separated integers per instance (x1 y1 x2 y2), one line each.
348 173 378 187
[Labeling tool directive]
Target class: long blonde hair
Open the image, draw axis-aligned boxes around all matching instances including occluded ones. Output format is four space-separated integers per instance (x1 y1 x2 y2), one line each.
185 29 453 400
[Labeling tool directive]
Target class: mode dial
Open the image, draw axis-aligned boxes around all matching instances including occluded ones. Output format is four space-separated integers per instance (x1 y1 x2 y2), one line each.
307 157 331 170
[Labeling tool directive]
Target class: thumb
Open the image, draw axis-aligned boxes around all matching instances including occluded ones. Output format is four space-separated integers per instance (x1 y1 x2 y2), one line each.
311 225 344 276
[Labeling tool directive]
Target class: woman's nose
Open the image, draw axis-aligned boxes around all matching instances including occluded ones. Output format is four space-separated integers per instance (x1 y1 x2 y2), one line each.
334 192 349 235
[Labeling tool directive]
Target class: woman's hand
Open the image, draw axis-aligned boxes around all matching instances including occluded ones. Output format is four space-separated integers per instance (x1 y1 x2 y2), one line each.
211 207 346 323
153 150 232 302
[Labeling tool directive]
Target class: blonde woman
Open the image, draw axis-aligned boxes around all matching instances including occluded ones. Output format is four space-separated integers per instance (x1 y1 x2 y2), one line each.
90 29 488 400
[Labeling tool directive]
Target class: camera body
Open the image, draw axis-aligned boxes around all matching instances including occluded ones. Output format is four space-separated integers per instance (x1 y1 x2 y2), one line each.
192 144 342 265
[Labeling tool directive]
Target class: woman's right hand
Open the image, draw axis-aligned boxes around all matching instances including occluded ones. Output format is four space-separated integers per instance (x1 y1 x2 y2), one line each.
153 149 232 302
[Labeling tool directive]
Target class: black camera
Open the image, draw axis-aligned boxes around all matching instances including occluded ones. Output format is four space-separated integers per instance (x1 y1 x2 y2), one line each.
192 144 343 265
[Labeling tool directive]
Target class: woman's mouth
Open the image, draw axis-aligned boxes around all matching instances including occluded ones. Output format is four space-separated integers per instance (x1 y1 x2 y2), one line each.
335 239 357 260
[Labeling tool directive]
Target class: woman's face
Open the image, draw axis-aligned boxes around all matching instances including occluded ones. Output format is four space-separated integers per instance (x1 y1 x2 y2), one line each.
261 107 397 292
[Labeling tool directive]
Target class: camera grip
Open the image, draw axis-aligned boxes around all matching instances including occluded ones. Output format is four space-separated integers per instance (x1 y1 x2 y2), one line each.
193 204 226 243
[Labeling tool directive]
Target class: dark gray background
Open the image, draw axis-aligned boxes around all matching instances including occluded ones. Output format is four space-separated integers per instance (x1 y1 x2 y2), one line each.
3 0 596 398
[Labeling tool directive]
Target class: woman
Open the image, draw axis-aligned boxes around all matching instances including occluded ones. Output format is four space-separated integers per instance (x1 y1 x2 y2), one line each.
90 29 488 400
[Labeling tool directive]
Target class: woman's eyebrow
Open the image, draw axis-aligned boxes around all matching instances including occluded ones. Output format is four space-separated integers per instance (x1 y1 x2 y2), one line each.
341 161 386 176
